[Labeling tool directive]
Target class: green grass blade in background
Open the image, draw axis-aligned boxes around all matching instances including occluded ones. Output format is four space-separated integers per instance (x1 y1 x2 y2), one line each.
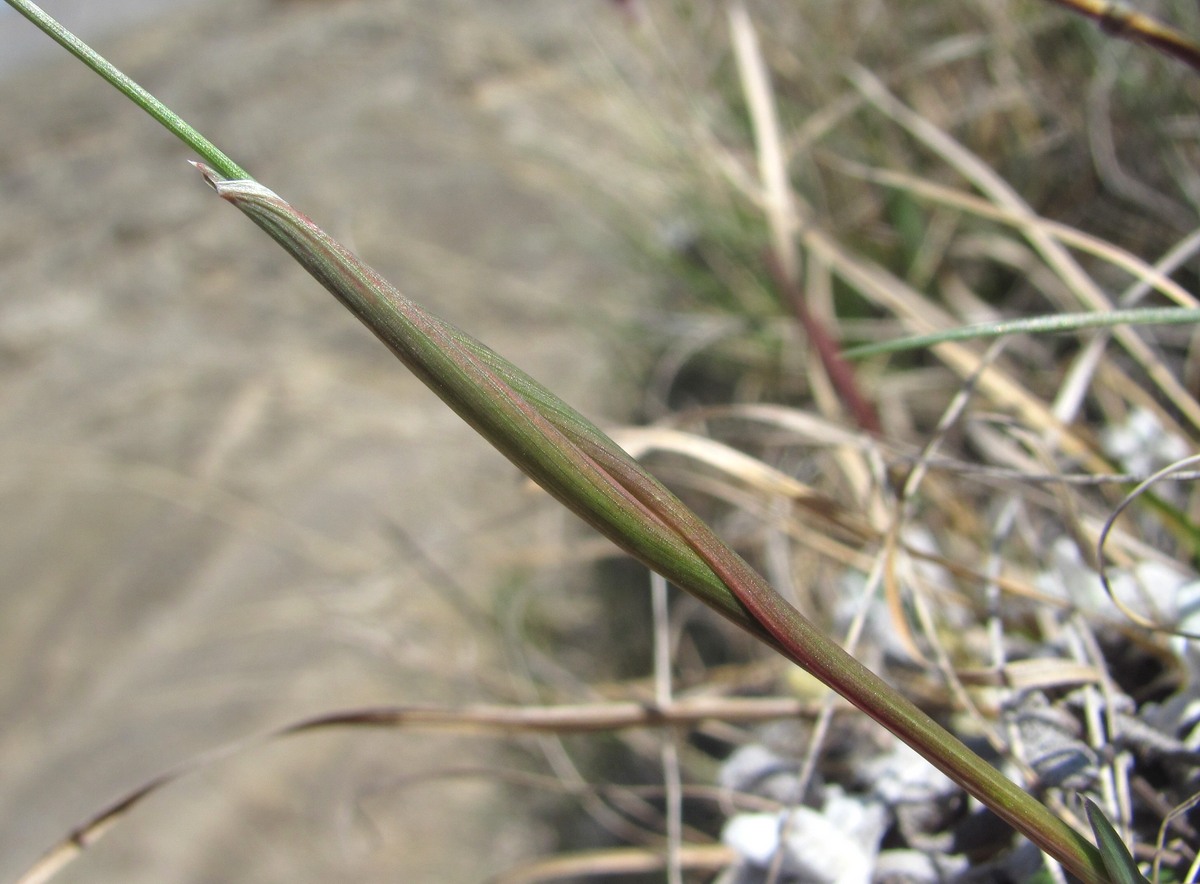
844 307 1200 359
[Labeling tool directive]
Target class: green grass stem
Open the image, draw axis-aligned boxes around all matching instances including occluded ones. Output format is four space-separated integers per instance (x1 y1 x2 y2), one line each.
5 0 249 181
845 307 1200 359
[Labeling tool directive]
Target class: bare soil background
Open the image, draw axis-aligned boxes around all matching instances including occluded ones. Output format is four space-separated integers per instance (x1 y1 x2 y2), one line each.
0 1 659 879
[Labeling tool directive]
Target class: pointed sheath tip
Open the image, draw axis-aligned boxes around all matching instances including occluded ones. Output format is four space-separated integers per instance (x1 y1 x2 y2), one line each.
187 163 278 205
189 160 224 192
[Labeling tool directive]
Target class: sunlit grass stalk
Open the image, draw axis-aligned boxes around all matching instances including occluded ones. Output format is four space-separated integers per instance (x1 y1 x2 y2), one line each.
5 0 1115 880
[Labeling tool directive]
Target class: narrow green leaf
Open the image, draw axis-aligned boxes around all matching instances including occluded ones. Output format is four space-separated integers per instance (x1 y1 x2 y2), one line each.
843 307 1200 359
1085 798 1150 884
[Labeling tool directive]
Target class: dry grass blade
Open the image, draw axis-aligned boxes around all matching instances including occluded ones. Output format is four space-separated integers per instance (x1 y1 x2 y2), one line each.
489 844 736 884
613 426 862 522
1097 453 1200 638
689 403 874 450
1039 0 1200 72
826 158 1200 311
15 698 824 884
727 2 797 280
728 3 880 434
849 66 1200 435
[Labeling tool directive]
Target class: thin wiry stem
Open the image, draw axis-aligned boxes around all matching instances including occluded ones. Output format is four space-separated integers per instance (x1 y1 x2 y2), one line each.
4 0 249 180
1038 0 1200 72
844 307 1200 359
650 572 683 884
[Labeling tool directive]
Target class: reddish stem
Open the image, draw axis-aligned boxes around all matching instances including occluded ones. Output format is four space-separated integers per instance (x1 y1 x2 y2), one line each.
765 250 882 436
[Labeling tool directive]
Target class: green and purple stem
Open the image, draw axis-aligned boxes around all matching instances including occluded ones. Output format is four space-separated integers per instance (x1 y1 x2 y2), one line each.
192 167 1108 883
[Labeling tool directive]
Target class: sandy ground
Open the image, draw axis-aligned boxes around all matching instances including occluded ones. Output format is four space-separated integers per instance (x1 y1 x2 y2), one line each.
0 1 663 879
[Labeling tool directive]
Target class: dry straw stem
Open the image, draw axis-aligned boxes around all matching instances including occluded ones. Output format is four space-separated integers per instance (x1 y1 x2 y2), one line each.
14 697 828 884
1040 0 1200 72
728 2 796 281
827 159 1200 313
491 844 735 884
728 3 881 435
698 54 1114 472
850 66 1200 437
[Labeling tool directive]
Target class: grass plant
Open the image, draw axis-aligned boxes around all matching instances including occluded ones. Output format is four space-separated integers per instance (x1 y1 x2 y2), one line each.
7 0 1200 880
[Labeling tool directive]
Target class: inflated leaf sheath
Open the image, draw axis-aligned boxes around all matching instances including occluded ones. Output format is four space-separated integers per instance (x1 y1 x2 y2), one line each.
192 164 1108 883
